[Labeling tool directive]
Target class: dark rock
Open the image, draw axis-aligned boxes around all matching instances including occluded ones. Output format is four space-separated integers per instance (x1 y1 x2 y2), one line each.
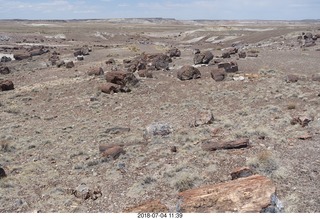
167 47 181 57
0 66 10 74
202 138 249 151
222 51 231 59
13 52 31 60
105 58 116 65
87 67 104 76
0 167 6 178
194 53 205 65
0 56 12 62
238 51 246 58
194 51 214 65
193 48 201 54
177 65 201 80
66 61 75 68
218 61 238 73
49 54 60 65
211 68 226 81
285 74 299 83
0 80 14 91
231 167 254 180
171 146 177 153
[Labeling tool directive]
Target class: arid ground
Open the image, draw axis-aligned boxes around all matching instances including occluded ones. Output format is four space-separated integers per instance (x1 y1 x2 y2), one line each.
0 19 320 213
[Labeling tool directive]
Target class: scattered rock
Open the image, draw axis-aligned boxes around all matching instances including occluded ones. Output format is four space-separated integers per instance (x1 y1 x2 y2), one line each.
104 127 130 135
218 61 238 73
178 175 276 213
0 56 12 62
285 74 299 83
0 167 7 179
194 51 214 65
191 110 215 127
145 122 173 137
13 52 31 60
124 200 169 213
238 51 246 58
99 145 125 159
171 146 177 153
167 47 181 57
56 60 65 68
202 138 249 151
65 61 75 68
230 167 254 180
100 83 121 94
105 58 116 65
71 183 102 200
29 47 49 57
221 51 231 59
211 68 226 82
177 65 201 80
0 80 14 91
74 46 90 56
0 66 10 74
298 133 312 140
49 54 60 65
291 116 313 127
87 67 104 76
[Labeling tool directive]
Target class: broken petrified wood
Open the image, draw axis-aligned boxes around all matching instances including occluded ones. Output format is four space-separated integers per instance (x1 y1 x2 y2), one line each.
202 138 250 151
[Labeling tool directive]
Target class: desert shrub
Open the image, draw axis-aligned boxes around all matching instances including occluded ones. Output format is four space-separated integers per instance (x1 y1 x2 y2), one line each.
247 150 279 175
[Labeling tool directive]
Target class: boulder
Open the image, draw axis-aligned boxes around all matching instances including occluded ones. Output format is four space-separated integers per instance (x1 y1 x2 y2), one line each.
238 51 246 59
0 66 10 75
0 56 12 62
177 65 201 80
0 80 14 91
211 68 226 82
124 200 169 213
106 71 127 85
87 67 104 76
13 52 31 60
152 54 171 70
178 175 276 213
100 83 121 94
66 61 75 68
218 61 238 73
167 47 181 57
194 51 214 65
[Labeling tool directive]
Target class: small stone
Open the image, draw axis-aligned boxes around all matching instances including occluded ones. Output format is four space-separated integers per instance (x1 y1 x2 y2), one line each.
285 74 299 83
230 167 254 180
100 83 121 94
0 66 10 74
87 67 104 76
0 167 7 178
0 80 14 91
145 122 173 137
171 146 177 153
66 61 75 68
100 145 126 160
177 65 201 80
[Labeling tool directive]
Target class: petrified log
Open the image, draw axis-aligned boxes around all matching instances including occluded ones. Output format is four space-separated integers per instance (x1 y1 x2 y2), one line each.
202 138 249 151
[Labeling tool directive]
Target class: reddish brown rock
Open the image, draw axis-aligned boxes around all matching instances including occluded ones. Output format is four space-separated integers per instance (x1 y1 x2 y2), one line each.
230 167 254 180
0 66 10 74
0 80 14 91
87 67 104 76
178 175 276 213
177 65 201 80
100 145 125 159
100 83 121 94
202 138 249 151
291 115 313 127
105 71 127 85
124 200 169 213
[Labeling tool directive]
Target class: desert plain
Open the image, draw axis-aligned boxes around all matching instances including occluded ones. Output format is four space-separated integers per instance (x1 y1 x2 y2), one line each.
0 18 320 213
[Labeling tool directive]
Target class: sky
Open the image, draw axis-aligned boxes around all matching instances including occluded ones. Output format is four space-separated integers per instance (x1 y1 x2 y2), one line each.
0 0 319 20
